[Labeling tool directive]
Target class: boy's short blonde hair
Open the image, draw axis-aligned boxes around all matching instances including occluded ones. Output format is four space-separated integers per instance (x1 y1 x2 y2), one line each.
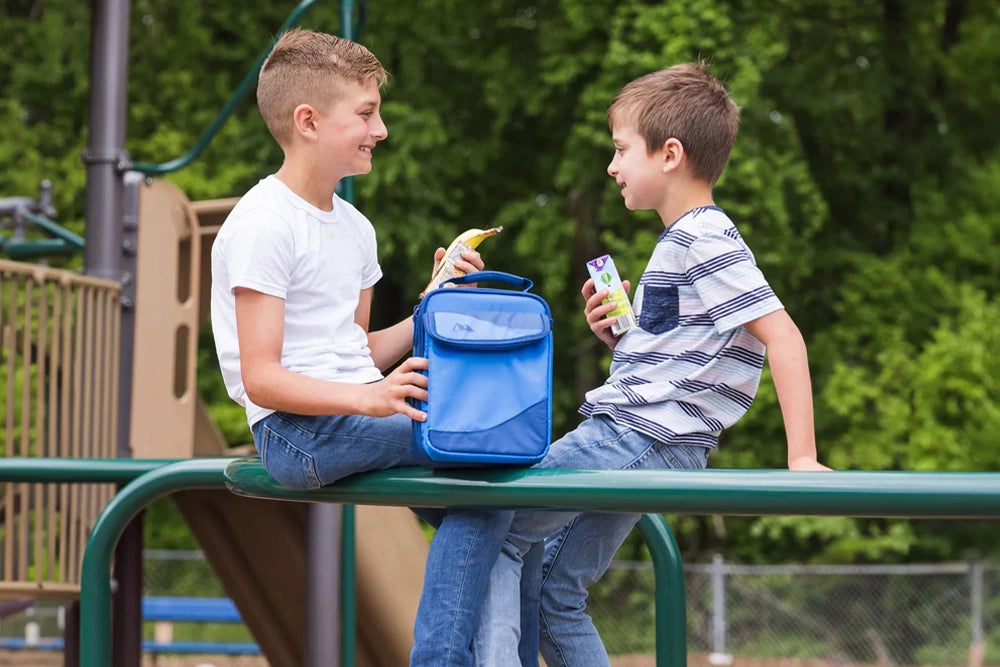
608 63 740 185
257 27 388 146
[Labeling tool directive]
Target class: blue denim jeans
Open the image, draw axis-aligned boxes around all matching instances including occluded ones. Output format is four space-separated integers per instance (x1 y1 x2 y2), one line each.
253 412 509 666
411 508 515 666
474 415 711 667
252 411 419 487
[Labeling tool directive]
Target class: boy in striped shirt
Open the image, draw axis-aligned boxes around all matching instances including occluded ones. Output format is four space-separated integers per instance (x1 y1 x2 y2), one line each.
413 63 830 667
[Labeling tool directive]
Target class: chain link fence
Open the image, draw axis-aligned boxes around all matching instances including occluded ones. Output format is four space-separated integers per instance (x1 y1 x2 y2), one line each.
591 556 1000 665
142 548 226 597
138 551 1000 665
0 550 248 649
2 550 998 665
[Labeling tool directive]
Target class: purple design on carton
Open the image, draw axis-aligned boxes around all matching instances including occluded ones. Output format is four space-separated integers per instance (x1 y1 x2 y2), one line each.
587 255 610 271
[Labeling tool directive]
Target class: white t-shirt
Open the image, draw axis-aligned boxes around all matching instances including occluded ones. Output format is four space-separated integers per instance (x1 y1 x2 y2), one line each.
210 175 384 427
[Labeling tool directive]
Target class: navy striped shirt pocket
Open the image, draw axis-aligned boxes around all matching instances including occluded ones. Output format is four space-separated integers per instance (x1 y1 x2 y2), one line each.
639 285 679 334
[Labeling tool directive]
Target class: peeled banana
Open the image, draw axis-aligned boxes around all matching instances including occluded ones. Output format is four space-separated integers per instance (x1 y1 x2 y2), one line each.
421 226 503 296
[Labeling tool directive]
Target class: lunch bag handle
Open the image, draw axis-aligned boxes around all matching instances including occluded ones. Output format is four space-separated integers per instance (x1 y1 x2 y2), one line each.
444 271 534 292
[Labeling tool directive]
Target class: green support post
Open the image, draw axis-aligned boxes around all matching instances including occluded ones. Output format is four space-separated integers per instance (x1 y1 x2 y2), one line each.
79 459 231 667
638 514 686 667
338 3 358 662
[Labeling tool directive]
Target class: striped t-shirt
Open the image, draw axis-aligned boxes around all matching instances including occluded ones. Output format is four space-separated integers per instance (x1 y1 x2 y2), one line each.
581 206 783 449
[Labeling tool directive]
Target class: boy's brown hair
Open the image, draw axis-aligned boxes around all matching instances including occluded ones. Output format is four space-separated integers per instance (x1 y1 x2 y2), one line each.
257 27 388 146
608 63 740 185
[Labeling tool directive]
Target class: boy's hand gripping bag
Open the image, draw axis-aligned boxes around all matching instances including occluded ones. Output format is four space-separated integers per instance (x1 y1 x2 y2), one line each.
411 271 553 467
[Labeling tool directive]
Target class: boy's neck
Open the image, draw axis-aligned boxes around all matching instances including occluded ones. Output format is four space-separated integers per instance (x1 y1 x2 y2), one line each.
659 180 715 229
275 160 341 212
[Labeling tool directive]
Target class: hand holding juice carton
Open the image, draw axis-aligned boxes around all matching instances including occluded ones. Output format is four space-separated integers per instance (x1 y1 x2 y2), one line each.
586 254 636 336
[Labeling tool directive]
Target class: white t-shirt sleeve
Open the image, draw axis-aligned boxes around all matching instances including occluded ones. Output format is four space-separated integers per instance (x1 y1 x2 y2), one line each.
356 211 382 290
684 232 783 333
223 208 295 299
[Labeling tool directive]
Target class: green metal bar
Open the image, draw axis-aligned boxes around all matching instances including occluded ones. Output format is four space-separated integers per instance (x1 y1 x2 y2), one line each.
225 462 1000 518
3 239 77 260
21 210 86 248
334 0 356 221
638 514 686 667
0 457 177 484
224 459 1000 664
79 459 231 667
340 0 356 40
338 3 358 664
130 0 323 175
2 212 85 260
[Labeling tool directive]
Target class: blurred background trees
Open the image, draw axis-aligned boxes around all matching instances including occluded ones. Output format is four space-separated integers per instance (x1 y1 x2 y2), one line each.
3 0 999 564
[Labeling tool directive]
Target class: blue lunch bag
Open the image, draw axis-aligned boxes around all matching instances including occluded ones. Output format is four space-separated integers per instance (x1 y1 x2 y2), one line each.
411 271 553 467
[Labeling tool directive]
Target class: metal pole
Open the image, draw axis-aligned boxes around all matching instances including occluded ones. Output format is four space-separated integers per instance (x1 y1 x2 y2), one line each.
84 3 141 667
708 553 731 665
969 557 984 667
111 514 144 667
118 172 141 459
336 0 357 205
61 602 79 667
305 4 358 665
84 0 131 283
112 172 144 667
308 505 342 666
341 504 357 666
337 6 358 663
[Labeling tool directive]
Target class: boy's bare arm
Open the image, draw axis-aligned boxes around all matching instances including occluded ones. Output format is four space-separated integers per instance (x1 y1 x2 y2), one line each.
364 248 485 370
743 310 831 472
357 287 415 371
235 287 428 421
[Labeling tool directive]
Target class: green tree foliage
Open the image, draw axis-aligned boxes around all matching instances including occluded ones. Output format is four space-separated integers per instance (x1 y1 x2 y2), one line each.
2 0 999 562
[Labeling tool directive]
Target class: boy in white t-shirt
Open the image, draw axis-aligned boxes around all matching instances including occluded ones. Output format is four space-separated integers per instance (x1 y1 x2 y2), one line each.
210 27 508 667
211 27 484 487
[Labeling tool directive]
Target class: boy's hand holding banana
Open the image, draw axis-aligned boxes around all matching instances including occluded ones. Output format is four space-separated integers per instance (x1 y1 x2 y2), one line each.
421 227 503 297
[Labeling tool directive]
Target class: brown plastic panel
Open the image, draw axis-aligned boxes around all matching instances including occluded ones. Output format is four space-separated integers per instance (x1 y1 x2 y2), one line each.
130 179 201 458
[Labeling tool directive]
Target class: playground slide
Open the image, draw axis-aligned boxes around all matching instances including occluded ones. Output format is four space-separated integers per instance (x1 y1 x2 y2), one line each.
172 399 428 666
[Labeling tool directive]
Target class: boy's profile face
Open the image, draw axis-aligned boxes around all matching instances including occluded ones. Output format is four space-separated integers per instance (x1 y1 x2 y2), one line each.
607 124 666 212
313 79 387 180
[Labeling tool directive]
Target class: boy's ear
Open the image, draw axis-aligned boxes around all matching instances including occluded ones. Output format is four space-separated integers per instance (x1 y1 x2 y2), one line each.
291 103 319 140
661 138 684 173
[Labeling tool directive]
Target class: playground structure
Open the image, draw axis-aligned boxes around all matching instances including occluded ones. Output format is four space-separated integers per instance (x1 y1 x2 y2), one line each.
0 260 119 597
126 178 430 666
0 1 431 664
1 177 431 665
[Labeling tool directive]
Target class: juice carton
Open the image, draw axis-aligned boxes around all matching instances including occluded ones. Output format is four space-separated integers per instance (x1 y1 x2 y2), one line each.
586 254 636 336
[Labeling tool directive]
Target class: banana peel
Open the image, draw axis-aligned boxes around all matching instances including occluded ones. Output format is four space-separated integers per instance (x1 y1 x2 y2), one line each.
421 226 503 296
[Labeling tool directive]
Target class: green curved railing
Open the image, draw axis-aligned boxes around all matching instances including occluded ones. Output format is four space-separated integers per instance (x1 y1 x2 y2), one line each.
131 0 367 176
72 459 687 667
223 461 1000 517
4 458 1000 666
0 458 657 664
0 458 174 485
